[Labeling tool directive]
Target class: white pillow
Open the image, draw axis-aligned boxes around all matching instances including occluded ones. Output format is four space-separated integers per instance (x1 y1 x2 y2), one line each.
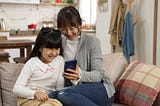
102 52 128 85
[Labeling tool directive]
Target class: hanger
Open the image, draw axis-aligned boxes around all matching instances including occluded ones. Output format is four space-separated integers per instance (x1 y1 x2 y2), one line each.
128 0 134 11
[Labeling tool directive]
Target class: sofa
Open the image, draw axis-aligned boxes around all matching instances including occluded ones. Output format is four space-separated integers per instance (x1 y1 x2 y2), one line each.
0 52 159 106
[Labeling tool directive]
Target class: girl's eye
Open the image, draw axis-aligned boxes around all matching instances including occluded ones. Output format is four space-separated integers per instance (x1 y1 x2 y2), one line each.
48 48 53 50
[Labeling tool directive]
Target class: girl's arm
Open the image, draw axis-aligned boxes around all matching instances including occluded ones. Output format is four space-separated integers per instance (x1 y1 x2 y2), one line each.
13 60 36 99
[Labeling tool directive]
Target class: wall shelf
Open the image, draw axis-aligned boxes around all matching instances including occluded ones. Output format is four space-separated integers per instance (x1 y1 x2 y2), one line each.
0 2 76 6
39 2 76 6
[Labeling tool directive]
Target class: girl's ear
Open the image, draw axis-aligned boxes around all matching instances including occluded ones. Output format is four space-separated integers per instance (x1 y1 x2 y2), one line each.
57 48 60 55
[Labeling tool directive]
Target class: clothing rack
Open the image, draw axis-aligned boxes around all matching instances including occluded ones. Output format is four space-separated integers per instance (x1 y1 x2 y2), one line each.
112 0 142 53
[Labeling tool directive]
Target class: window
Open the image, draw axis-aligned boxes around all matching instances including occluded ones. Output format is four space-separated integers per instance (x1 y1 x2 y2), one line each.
79 0 97 28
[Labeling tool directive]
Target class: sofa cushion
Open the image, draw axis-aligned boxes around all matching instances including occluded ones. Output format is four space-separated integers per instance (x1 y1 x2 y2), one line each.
115 61 160 106
102 52 128 85
0 62 24 106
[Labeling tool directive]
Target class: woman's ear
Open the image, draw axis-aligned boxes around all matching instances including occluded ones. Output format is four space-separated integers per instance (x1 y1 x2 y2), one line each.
39 48 42 52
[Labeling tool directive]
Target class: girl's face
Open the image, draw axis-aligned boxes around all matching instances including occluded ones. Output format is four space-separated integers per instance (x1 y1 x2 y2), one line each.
39 48 60 64
59 26 80 40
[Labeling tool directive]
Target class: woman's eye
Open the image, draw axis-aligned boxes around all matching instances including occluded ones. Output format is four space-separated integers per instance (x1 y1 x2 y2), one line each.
70 27 75 30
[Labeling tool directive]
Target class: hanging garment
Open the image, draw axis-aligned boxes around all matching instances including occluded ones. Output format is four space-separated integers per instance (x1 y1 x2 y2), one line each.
122 11 135 63
108 0 127 47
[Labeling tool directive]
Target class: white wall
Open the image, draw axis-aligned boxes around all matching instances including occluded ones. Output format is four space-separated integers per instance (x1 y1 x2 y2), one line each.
132 0 154 64
96 0 112 55
0 3 62 30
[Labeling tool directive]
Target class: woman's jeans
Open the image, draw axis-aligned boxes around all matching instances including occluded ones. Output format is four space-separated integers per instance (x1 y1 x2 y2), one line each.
48 82 114 106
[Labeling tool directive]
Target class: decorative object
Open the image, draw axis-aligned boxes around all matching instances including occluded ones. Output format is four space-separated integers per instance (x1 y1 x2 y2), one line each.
97 0 108 12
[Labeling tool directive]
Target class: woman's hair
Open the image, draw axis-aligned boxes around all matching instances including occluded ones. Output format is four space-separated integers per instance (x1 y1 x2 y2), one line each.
57 6 82 28
29 27 62 59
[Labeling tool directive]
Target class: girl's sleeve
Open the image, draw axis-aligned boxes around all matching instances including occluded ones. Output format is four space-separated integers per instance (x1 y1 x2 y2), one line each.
13 60 36 99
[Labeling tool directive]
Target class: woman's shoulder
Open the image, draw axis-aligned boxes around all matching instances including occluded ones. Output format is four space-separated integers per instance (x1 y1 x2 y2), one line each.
81 33 100 45
82 32 100 41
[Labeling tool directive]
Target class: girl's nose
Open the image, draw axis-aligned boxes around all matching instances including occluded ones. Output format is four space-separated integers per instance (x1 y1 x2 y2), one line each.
51 49 60 56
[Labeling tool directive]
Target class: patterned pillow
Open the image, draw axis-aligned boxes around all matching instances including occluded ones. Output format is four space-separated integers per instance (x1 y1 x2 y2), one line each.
115 61 160 106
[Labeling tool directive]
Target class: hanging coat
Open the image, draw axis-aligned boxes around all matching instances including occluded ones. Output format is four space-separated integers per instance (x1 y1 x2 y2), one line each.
122 11 135 63
108 0 127 47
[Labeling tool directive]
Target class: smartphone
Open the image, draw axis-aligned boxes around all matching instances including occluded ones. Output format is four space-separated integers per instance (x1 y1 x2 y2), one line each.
64 60 77 73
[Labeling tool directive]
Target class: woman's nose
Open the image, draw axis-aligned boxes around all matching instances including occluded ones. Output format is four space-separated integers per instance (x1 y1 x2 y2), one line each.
66 29 72 34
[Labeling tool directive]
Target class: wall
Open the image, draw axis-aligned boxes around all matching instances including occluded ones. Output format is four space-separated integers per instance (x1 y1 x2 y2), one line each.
131 0 154 64
0 3 62 30
96 0 112 55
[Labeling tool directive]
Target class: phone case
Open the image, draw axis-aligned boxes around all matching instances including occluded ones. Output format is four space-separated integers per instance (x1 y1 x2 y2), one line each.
64 60 77 72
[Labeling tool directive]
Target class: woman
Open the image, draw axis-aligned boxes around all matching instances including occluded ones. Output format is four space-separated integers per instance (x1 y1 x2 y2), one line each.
49 6 115 106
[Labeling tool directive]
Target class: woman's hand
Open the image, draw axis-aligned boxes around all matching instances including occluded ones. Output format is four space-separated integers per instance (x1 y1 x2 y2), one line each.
63 65 79 80
34 90 49 102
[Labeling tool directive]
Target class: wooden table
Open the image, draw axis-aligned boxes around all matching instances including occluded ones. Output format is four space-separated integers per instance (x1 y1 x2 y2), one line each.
0 39 35 59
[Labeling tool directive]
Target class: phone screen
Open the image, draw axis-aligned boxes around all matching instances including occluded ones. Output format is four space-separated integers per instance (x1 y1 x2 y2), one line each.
64 60 77 72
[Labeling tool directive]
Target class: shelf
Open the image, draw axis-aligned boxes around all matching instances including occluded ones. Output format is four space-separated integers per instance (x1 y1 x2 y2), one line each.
82 29 96 33
0 2 76 6
39 2 76 6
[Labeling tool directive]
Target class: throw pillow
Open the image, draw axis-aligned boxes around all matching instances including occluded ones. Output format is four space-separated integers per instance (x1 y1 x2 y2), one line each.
0 62 24 106
102 52 128 85
115 61 160 106
153 92 160 106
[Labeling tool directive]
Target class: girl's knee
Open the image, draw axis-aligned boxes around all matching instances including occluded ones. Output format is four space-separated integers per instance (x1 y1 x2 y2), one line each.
40 99 62 106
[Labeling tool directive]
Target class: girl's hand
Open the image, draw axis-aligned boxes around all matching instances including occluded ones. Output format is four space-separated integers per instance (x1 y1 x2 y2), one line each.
34 91 49 102
63 65 79 80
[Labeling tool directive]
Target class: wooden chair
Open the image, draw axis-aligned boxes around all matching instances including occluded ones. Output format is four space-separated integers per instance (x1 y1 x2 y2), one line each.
13 57 27 63
0 36 10 62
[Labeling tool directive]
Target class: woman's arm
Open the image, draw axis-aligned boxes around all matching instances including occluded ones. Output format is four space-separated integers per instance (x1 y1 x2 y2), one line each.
80 36 104 82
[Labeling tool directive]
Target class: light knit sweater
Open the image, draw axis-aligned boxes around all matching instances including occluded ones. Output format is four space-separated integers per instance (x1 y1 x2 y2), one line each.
62 32 115 98
13 56 64 99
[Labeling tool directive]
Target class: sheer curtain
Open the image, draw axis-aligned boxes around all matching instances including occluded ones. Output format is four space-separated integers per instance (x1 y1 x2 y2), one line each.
78 0 97 25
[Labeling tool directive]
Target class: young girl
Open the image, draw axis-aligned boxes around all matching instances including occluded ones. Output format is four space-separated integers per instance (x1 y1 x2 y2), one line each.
13 27 64 106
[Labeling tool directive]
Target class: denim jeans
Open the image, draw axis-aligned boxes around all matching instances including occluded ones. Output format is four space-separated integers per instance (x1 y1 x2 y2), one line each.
48 82 114 106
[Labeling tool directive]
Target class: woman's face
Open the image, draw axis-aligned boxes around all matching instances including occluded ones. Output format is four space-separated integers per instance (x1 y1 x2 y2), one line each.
39 48 60 63
59 26 80 40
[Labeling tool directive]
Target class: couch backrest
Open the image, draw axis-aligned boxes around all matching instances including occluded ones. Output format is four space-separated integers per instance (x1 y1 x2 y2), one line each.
102 52 128 85
0 62 24 106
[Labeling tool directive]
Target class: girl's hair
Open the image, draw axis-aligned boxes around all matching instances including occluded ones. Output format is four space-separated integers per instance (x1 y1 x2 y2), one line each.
29 27 62 59
57 6 82 28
